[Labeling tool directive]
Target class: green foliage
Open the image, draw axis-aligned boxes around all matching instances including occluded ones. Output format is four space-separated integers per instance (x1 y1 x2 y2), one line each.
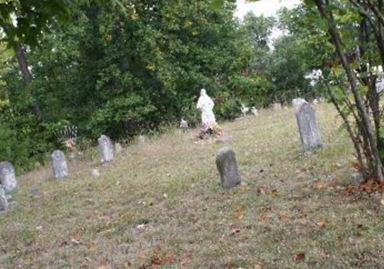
0 0 259 171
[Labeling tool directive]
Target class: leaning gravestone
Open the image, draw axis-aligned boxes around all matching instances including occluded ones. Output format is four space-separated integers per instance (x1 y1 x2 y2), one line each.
0 162 17 194
0 187 8 212
98 135 114 163
51 150 69 179
295 103 322 151
216 147 242 189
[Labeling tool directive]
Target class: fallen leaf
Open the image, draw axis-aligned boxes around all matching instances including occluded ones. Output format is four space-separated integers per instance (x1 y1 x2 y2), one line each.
257 214 268 222
314 181 326 190
258 187 267 195
350 160 363 172
317 221 326 228
180 254 192 266
234 207 245 220
71 238 81 245
271 189 279 197
293 252 305 263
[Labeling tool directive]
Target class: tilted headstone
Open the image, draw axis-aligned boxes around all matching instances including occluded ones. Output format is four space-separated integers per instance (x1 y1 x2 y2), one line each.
0 187 8 212
295 103 322 151
0 162 17 194
98 135 114 163
51 150 69 179
216 147 242 189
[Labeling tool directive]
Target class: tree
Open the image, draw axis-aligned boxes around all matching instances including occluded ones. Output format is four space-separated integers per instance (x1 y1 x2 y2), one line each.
301 0 384 181
0 0 256 171
242 13 275 75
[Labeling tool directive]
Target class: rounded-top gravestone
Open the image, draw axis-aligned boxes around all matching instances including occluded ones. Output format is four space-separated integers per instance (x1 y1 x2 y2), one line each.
51 150 69 179
216 147 242 189
98 135 114 163
295 103 322 151
0 161 17 194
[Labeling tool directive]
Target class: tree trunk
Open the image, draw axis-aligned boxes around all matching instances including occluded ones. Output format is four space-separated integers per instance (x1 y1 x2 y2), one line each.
314 0 384 181
14 44 42 118
2 24 42 119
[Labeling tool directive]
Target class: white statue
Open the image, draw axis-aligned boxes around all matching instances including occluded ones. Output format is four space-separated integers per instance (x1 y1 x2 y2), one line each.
196 89 216 128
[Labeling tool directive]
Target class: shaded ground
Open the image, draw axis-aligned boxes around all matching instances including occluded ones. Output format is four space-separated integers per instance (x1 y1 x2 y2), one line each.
1 104 383 269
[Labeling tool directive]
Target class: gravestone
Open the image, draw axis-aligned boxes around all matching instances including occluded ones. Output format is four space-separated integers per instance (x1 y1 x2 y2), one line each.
0 187 8 212
138 135 146 146
51 150 69 179
98 135 114 163
180 119 189 132
216 147 242 189
295 103 322 151
0 162 17 194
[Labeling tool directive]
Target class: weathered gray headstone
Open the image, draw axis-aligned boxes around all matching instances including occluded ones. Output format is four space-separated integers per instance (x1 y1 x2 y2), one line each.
98 135 114 163
0 187 8 212
295 103 322 151
216 147 242 189
0 162 17 194
138 135 146 145
179 119 189 132
51 150 69 179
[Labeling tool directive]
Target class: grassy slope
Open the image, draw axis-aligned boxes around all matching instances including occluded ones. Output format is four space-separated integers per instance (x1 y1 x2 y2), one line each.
1 104 384 269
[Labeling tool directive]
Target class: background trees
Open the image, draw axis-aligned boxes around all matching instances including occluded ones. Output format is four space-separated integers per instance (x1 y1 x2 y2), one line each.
0 0 259 171
5 0 384 182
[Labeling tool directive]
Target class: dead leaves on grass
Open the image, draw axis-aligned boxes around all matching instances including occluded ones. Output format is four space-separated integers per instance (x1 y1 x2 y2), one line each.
139 247 174 268
293 252 306 263
234 207 246 220
345 180 384 195
316 220 327 229
257 186 279 197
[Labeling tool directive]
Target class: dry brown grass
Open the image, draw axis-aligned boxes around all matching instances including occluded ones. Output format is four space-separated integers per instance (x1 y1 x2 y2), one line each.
1 103 384 269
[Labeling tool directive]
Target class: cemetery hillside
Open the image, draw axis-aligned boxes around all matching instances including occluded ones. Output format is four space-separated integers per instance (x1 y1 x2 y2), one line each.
2 103 384 268
2 0 384 268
